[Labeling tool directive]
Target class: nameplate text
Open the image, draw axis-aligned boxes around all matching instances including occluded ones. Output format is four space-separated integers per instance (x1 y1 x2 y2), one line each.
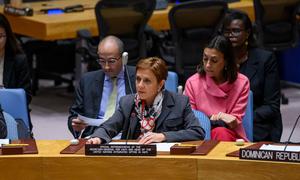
85 144 157 156
239 148 300 163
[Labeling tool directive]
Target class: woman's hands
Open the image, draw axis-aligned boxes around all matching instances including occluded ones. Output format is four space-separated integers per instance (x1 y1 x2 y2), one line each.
210 112 238 129
86 137 102 144
85 133 166 145
138 132 166 144
72 118 87 132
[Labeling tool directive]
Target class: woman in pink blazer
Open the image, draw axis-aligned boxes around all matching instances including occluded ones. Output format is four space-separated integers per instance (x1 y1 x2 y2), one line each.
184 35 250 141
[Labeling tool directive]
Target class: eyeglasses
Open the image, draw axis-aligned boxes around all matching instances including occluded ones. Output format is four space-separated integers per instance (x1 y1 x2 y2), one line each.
96 56 121 65
223 28 245 36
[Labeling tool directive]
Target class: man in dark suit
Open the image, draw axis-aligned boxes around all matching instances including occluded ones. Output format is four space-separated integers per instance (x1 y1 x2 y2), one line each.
68 36 136 138
0 105 7 138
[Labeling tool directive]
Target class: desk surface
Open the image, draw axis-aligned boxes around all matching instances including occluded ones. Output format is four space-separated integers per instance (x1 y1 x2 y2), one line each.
0 140 299 180
1 0 254 41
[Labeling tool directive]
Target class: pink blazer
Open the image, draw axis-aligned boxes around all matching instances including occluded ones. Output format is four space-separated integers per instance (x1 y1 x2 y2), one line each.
184 73 250 141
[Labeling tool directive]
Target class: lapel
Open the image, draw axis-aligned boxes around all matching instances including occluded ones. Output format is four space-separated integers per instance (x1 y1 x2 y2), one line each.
3 57 14 87
155 91 173 130
92 70 105 116
241 49 259 81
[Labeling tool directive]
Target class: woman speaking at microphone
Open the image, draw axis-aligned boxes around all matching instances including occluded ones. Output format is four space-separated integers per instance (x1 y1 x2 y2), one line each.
87 57 205 144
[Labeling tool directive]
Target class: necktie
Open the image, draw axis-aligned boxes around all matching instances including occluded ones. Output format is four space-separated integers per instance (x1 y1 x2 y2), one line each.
104 78 118 120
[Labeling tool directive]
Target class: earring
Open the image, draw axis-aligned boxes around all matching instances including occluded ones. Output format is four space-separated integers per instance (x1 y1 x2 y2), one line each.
224 66 228 71
245 40 248 46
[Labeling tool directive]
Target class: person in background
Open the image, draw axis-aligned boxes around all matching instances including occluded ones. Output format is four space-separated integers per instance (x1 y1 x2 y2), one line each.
221 10 282 142
0 13 32 131
184 35 250 142
0 13 31 102
68 35 136 138
87 57 205 144
0 105 7 138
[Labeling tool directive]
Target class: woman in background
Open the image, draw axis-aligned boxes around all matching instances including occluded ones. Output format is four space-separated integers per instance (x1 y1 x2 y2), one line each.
0 13 31 102
87 57 205 144
0 13 32 130
184 35 250 141
221 10 282 142
0 106 7 138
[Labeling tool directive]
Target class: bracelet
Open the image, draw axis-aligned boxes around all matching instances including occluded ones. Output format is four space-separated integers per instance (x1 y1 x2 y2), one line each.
217 112 222 120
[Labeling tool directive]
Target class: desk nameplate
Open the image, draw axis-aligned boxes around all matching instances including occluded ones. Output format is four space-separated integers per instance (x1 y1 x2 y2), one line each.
60 139 87 154
226 141 272 157
85 144 157 156
0 139 38 155
240 148 300 163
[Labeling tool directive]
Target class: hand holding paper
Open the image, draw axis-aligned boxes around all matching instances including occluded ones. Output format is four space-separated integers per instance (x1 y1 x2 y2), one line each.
71 118 87 132
77 114 106 126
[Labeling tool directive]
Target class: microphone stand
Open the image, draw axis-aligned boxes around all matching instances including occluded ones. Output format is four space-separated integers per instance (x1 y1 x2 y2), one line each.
125 103 136 145
283 114 300 151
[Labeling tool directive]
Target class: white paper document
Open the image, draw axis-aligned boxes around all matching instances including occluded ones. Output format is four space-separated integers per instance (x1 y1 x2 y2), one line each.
78 114 105 126
0 139 10 146
155 143 177 152
260 144 300 152
108 142 177 152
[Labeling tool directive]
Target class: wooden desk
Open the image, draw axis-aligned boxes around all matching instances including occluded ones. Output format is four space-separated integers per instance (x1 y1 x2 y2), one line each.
1 0 254 41
0 140 299 180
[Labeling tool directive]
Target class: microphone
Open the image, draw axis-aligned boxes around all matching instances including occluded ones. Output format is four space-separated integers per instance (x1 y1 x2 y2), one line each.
283 113 300 151
177 85 183 94
4 5 33 16
122 52 128 66
122 52 134 94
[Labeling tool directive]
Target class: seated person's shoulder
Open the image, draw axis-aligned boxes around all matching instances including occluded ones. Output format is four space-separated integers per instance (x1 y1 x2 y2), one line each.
236 73 250 91
12 53 27 63
118 94 135 112
81 70 103 81
119 94 135 104
15 53 26 59
251 48 274 60
167 91 189 105
126 65 136 72
237 73 249 82
186 73 201 82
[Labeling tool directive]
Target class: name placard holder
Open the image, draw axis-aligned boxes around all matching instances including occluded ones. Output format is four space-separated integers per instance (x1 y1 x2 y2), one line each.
239 148 300 163
85 144 157 156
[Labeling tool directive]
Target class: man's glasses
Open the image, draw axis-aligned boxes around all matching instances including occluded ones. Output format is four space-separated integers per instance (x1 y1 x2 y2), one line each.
223 28 244 36
96 56 121 65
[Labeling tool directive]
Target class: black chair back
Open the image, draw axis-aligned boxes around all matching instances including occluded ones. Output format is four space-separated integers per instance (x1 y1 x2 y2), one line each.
254 0 300 51
169 1 228 84
95 0 156 65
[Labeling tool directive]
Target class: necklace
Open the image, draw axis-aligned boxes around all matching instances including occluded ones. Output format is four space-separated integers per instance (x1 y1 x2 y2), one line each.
237 51 248 68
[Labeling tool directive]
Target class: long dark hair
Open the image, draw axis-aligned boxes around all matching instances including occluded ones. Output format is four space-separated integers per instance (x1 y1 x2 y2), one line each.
0 13 23 56
198 35 237 83
220 10 255 48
